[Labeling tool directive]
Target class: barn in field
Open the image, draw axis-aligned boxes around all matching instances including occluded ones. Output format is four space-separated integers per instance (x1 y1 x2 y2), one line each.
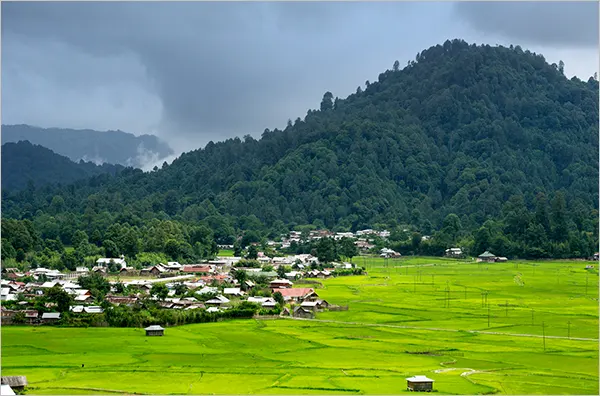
406 375 434 392
144 325 165 336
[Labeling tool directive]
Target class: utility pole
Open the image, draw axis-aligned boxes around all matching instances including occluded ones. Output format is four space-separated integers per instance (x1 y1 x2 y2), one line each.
487 306 490 327
414 276 416 293
542 321 546 351
586 273 589 295
531 309 534 325
505 300 508 317
464 286 467 300
432 274 435 287
567 320 571 339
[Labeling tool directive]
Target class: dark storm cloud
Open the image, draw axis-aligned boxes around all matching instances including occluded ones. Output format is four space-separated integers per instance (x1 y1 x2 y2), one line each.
454 2 599 48
3 1 450 151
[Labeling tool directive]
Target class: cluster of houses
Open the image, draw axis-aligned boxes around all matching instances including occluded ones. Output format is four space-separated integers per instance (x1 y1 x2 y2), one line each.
0 252 354 324
279 229 391 250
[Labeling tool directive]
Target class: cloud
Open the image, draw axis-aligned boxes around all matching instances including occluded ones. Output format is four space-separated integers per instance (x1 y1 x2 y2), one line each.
2 2 598 157
454 2 599 48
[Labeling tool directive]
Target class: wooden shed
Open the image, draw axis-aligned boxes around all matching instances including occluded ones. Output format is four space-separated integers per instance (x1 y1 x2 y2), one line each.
144 325 165 336
406 375 434 392
1 376 28 391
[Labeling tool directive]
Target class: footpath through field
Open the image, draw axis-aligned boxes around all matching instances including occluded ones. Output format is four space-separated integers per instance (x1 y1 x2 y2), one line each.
276 317 599 342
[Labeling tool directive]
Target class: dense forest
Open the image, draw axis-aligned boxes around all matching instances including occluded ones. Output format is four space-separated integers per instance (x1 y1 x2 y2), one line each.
2 124 173 168
2 40 598 264
1 141 125 191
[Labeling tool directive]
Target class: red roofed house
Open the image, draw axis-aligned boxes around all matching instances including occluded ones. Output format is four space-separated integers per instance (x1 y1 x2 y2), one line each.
200 275 230 284
277 288 318 302
183 265 213 274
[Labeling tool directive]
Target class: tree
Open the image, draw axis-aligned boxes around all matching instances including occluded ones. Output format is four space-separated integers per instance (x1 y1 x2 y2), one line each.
90 229 103 247
103 240 120 258
71 230 89 247
61 250 82 271
78 273 111 298
393 60 400 71
273 291 285 306
558 60 565 75
164 239 181 260
277 265 287 279
247 245 258 260
316 237 337 263
233 241 242 257
550 191 569 242
16 249 26 263
234 269 248 284
114 282 125 294
150 283 169 300
339 237 358 260
12 311 26 324
320 91 334 111
46 285 73 313
174 282 187 296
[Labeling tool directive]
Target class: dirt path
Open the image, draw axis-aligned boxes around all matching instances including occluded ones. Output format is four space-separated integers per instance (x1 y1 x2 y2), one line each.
276 317 598 342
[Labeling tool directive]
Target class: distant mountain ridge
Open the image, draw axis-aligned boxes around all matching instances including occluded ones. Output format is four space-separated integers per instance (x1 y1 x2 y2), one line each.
1 140 126 191
1 124 173 168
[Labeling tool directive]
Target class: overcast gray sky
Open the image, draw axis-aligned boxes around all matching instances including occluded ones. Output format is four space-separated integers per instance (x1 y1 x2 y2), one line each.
2 1 598 156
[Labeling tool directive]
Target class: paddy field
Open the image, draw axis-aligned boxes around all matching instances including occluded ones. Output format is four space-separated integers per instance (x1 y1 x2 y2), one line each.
2 257 598 395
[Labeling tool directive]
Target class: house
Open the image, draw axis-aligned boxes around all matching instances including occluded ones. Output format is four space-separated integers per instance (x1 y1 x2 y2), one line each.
445 248 464 258
406 375 435 392
96 257 127 269
496 257 508 262
1 376 27 392
205 295 230 306
182 265 213 274
41 312 61 323
74 294 92 303
140 265 166 276
247 296 277 308
593 252 599 261
206 307 222 313
162 262 183 271
145 325 165 336
300 299 329 311
75 266 90 275
223 287 244 297
106 295 138 306
119 267 136 275
277 288 318 302
284 271 303 281
70 305 85 313
269 279 294 289
196 286 219 296
84 306 104 314
241 280 255 291
23 310 39 324
380 248 401 258
478 251 497 263
92 266 107 275
0 288 16 301
292 306 314 319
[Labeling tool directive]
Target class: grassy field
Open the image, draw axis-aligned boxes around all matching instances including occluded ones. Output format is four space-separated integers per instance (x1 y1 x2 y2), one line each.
2 257 598 395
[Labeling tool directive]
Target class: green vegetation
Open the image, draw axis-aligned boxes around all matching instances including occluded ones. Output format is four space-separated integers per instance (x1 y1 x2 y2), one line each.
1 141 125 191
1 40 598 263
3 257 597 395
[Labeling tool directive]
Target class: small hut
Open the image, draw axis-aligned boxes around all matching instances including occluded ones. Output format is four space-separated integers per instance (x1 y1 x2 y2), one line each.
406 375 434 392
144 325 165 336
1 376 28 391
478 251 497 263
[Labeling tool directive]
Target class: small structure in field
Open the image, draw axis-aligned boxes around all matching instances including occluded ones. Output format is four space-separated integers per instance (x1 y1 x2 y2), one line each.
477 251 497 263
1 376 28 392
406 375 434 392
144 325 165 336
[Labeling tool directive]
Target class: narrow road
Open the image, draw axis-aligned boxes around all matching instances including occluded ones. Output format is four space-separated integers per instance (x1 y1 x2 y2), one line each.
276 317 598 342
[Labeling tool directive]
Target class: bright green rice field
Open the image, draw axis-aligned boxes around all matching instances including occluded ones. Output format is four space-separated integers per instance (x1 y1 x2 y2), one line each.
2 257 598 395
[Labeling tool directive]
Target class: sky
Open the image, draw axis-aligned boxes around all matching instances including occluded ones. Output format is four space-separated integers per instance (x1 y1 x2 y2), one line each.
2 1 598 158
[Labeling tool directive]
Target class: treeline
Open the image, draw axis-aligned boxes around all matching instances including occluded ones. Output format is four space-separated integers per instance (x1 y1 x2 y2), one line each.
1 40 598 260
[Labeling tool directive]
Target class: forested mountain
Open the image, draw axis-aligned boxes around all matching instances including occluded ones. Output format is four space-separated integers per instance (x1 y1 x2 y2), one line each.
1 141 125 191
2 40 598 260
1 124 173 168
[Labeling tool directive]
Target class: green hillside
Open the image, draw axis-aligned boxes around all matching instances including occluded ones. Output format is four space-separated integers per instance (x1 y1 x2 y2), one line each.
1 141 125 191
1 39 598 260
